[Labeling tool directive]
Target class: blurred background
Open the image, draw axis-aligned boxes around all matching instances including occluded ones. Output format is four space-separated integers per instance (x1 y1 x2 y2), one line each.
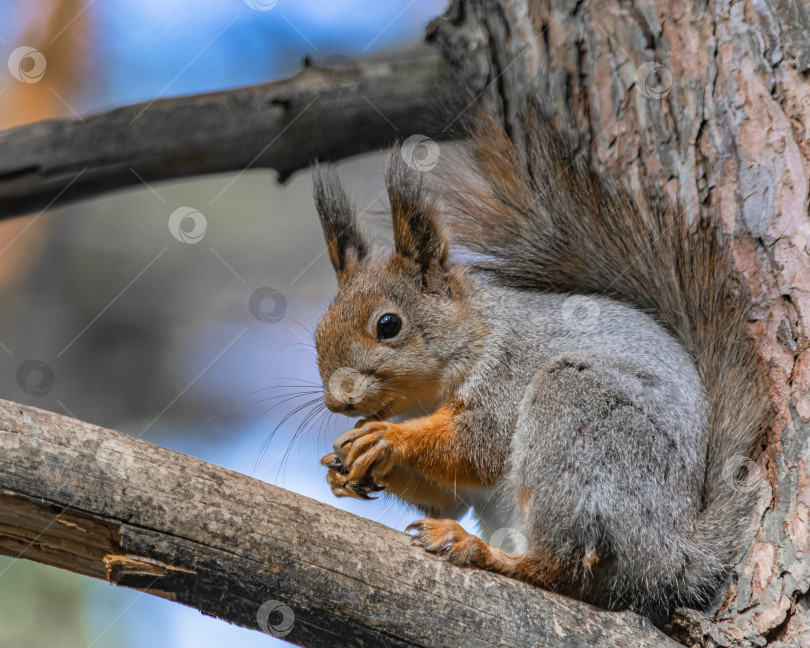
0 1 452 646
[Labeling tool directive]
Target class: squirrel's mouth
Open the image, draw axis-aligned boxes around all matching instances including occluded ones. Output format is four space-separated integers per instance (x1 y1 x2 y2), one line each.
330 398 393 420
365 398 395 421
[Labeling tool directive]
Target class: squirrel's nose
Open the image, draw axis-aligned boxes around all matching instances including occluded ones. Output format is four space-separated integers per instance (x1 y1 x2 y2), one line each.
323 392 359 413
324 368 372 412
323 389 361 414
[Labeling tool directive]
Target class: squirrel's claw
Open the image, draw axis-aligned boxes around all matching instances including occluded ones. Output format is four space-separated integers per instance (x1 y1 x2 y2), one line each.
325 421 397 500
349 482 383 500
329 478 383 500
332 426 370 463
407 518 487 567
320 452 345 471
322 450 386 499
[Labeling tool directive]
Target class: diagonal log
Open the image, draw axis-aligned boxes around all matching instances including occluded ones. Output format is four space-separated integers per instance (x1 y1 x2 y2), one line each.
0 398 677 648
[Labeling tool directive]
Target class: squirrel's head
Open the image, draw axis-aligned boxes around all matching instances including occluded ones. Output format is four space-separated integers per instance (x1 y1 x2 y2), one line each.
313 155 480 420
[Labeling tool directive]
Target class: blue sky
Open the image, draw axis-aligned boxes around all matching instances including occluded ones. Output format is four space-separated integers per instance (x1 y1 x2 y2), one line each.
1 2 455 647
89 0 447 110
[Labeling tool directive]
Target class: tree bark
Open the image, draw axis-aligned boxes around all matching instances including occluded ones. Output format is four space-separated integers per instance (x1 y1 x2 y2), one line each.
0 399 677 648
429 1 810 646
0 1 807 646
0 47 461 220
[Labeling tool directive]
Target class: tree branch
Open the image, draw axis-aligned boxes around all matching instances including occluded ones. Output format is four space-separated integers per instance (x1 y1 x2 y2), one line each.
0 47 462 221
0 398 677 647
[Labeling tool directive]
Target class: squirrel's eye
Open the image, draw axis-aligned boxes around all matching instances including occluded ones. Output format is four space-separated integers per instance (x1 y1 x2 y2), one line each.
376 314 402 340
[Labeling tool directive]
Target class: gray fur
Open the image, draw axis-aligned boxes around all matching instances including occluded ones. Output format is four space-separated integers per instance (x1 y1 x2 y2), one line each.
455 284 710 618
435 103 770 619
312 103 770 625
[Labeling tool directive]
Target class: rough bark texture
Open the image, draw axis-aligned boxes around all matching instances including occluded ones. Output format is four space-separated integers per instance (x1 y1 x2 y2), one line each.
0 1 807 646
429 1 810 646
0 48 461 220
0 399 677 648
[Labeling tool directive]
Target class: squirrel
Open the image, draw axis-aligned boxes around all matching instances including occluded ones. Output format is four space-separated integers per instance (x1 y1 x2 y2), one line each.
311 101 770 624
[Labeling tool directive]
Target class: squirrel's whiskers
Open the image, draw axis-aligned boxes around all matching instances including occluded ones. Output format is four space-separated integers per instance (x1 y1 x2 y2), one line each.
307 101 770 626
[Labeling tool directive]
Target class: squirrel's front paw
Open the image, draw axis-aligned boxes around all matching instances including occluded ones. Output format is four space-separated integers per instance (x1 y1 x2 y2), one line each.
319 451 385 500
325 420 399 499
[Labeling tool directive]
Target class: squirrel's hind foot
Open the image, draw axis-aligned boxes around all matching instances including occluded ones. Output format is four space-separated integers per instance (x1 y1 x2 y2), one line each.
406 518 487 566
407 518 583 594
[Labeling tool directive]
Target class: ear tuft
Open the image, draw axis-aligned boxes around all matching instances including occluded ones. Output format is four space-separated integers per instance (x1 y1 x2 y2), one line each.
385 153 447 273
313 165 370 281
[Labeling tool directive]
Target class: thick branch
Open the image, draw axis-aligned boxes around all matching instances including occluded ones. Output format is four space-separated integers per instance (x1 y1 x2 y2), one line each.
0 399 676 647
0 48 461 221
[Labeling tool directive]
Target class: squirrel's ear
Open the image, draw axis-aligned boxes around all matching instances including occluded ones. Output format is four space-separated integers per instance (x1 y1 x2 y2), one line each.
385 153 448 275
313 166 370 282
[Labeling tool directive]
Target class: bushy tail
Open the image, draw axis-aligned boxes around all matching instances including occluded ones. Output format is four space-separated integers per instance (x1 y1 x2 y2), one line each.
439 103 770 605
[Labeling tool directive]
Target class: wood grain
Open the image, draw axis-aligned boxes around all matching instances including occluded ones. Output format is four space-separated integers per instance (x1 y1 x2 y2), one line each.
0 399 677 647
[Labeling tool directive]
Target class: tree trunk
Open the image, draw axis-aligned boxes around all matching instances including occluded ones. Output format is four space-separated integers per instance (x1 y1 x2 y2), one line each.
0 1 807 646
429 1 810 646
